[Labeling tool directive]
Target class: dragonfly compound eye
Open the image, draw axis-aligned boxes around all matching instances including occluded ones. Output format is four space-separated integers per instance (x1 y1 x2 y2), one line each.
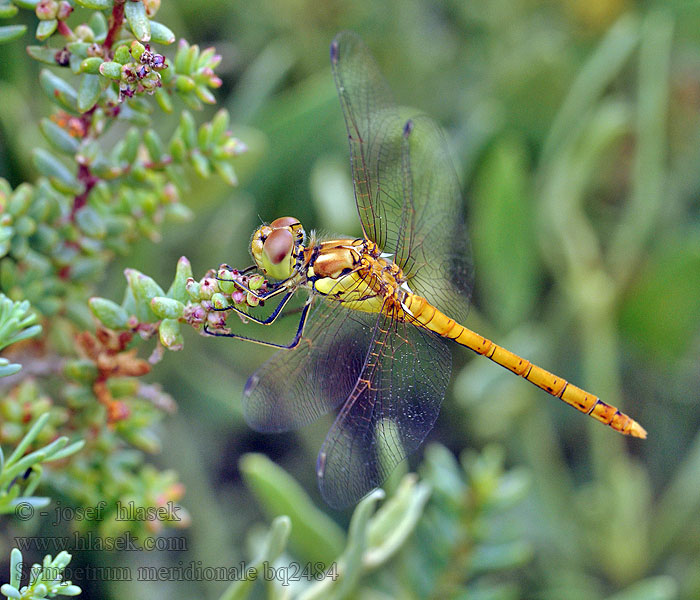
270 216 301 228
263 228 294 265
259 228 296 280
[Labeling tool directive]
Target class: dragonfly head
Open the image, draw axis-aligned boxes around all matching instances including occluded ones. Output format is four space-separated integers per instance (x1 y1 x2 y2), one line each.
250 216 306 280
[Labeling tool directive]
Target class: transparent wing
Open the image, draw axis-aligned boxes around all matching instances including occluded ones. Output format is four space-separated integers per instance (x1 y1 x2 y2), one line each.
330 31 399 252
331 31 473 323
400 115 473 324
317 312 452 509
242 294 380 433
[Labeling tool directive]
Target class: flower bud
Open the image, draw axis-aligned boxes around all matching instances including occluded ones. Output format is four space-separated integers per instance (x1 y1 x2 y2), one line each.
206 311 226 329
143 0 160 17
74 24 95 41
36 0 58 21
211 293 229 310
248 274 265 290
56 1 72 20
199 277 218 299
121 63 138 83
184 303 206 326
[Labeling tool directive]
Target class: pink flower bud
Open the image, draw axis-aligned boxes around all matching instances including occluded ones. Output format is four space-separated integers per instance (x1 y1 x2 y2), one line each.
56 1 73 20
36 0 58 20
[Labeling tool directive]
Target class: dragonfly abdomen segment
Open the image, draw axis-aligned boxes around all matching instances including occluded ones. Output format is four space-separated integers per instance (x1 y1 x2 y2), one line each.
402 294 647 439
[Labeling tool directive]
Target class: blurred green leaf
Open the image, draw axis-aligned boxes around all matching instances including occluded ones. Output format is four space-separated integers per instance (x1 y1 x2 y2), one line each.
651 426 700 560
364 475 431 567
468 541 533 576
239 453 345 566
610 10 674 285
329 490 384 599
74 0 111 7
619 230 700 362
39 118 80 154
219 516 291 600
32 148 79 191
35 19 57 41
26 45 58 64
0 4 19 18
542 13 639 164
143 129 164 163
77 74 102 112
0 24 26 43
39 68 78 111
471 135 538 329
605 576 678 600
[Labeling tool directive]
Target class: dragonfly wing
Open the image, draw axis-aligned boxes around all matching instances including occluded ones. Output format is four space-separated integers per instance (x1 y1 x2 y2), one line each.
242 295 380 433
331 31 401 252
331 32 472 323
399 114 473 324
316 312 451 509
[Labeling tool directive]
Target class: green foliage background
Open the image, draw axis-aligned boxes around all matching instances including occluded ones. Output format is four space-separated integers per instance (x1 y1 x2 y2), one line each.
1 0 700 598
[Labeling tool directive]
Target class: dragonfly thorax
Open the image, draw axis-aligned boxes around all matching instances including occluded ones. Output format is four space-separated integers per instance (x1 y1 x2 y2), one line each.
308 238 409 315
250 216 306 280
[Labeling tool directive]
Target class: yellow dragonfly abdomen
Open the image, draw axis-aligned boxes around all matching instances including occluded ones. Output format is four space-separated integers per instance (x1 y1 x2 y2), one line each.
401 294 647 439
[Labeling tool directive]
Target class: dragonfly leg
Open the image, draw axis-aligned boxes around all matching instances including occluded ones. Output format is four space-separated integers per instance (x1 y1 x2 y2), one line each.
203 296 312 349
211 291 296 326
216 264 297 301
219 263 258 275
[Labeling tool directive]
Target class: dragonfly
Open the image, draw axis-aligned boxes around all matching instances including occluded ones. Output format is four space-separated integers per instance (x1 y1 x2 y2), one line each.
206 31 646 509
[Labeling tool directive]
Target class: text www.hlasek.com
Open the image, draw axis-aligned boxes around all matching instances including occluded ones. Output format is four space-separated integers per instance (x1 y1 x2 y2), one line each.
14 532 187 552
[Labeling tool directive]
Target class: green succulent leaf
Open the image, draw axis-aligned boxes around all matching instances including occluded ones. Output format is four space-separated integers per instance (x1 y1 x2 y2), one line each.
240 453 345 565
79 56 103 74
150 296 185 320
35 19 57 41
32 148 80 192
125 0 150 42
88 297 129 329
0 358 22 378
27 45 61 65
74 0 111 8
0 24 26 44
40 68 78 111
149 20 175 44
77 73 102 112
11 0 39 8
159 318 183 349
39 119 80 154
0 4 19 18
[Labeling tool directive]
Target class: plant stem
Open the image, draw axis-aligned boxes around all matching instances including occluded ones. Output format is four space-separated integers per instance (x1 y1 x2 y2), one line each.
104 0 127 51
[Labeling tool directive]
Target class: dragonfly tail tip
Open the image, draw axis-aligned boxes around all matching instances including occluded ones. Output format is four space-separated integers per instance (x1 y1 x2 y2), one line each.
628 421 647 439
